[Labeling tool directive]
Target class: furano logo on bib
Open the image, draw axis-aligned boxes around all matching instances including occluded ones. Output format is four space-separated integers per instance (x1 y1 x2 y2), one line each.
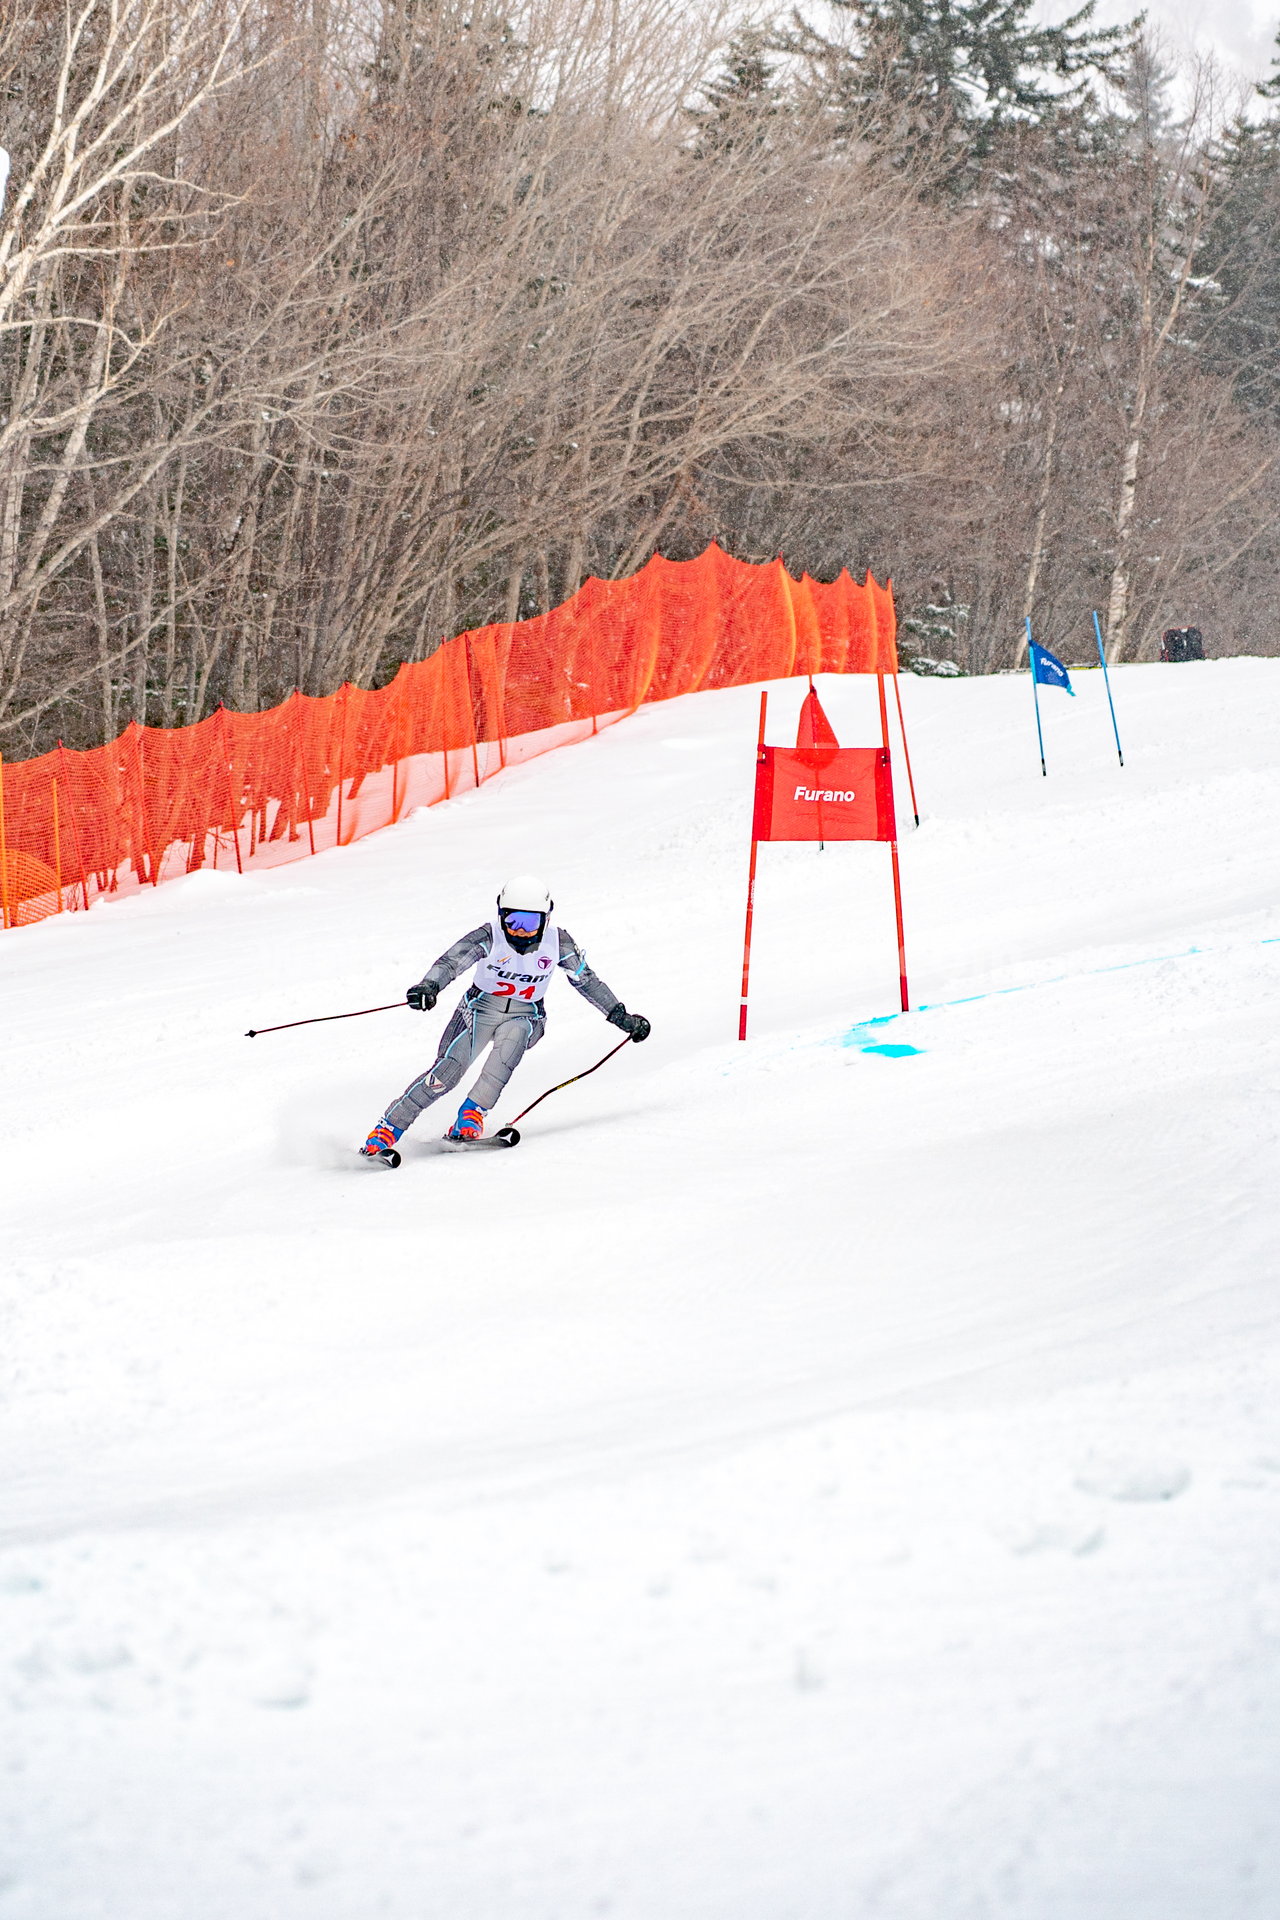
474 915 561 1002
793 783 856 803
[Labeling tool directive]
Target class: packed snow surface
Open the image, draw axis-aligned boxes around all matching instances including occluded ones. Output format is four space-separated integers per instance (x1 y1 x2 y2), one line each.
3 661 1279 1919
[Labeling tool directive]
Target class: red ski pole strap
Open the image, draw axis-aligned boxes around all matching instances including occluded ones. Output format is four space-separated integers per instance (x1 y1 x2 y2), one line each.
246 1002 405 1037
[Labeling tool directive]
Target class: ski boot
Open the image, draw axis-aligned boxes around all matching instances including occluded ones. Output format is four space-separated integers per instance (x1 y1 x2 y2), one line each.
360 1119 403 1167
445 1100 486 1142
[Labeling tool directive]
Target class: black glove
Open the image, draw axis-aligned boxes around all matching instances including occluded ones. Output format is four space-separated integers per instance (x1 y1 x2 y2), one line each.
407 981 439 1012
607 1005 650 1042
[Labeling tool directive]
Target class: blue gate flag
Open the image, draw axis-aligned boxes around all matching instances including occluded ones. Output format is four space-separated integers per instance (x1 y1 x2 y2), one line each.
1030 642 1074 695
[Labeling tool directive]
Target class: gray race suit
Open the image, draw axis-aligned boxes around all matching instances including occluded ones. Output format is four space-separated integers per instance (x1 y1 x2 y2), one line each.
382 925 622 1131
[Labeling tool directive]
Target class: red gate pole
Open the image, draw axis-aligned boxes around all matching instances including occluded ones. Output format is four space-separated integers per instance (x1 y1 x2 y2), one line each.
738 690 768 1041
888 836 909 1013
808 674 826 852
877 672 909 1011
891 668 920 827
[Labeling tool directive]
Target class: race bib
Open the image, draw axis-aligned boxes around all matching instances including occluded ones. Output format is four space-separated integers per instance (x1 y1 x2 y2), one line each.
472 917 560 1003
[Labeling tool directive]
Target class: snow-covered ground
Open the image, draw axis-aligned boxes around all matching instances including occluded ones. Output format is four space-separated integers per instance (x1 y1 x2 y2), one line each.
3 659 1279 1919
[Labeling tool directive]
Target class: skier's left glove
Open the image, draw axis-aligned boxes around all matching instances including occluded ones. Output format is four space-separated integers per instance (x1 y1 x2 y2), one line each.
607 1005 650 1042
407 981 439 1012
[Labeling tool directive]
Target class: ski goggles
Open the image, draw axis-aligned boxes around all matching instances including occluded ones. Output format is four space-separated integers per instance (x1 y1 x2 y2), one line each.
500 909 544 937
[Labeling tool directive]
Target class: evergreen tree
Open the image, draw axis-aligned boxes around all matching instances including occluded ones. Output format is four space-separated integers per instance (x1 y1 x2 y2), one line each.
1196 30 1280 419
835 0 1131 124
690 33 785 155
781 0 1136 188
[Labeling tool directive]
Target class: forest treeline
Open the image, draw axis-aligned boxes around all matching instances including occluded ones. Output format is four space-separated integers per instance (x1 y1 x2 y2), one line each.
3 0 1280 754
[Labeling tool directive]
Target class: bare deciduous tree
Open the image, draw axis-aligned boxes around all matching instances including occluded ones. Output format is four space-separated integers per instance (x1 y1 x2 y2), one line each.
5 0 1276 754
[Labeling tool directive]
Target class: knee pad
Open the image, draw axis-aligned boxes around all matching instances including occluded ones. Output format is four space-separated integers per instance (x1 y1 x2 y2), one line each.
426 1055 464 1097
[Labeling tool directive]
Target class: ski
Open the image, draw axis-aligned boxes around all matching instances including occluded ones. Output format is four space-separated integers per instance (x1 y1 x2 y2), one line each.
358 1146 402 1169
439 1125 521 1152
355 1125 519 1170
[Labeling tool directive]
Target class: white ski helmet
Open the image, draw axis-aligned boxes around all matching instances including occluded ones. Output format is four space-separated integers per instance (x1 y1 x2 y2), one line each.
497 874 553 915
497 874 553 952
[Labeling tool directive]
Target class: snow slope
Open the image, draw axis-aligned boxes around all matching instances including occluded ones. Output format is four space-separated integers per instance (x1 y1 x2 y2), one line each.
2 660 1279 1920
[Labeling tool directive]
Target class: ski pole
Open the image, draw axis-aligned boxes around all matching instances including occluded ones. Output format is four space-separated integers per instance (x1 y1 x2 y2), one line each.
246 1001 404 1038
506 1036 632 1127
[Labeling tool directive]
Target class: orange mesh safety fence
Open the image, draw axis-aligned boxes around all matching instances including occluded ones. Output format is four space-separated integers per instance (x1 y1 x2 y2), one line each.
0 544 895 930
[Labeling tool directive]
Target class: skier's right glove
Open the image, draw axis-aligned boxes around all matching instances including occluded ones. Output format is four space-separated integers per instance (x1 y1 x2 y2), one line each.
407 981 439 1012
607 1005 650 1042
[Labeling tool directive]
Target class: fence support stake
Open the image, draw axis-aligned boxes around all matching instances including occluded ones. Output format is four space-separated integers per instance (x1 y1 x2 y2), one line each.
466 638 480 790
335 683 349 847
218 706 244 872
0 751 10 930
52 777 63 909
58 740 90 908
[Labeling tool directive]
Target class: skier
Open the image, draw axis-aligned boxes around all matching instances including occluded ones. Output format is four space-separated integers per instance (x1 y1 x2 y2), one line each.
361 875 650 1155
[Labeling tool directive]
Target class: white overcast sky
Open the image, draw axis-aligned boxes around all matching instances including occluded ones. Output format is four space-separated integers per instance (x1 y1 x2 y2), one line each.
1037 0 1277 103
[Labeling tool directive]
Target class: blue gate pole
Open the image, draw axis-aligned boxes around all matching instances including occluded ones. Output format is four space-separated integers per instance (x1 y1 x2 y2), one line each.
1092 610 1124 767
1026 617 1046 777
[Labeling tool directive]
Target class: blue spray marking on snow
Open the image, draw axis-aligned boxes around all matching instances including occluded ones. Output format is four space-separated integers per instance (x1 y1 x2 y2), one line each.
841 1017 923 1058
842 1016 898 1049
726 936 1278 1071
836 933 1280 1052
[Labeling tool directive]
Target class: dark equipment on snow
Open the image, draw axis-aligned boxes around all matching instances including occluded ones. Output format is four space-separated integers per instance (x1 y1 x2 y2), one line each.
1160 627 1205 663
245 1001 404 1038
607 1005 651 1041
406 981 439 1011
